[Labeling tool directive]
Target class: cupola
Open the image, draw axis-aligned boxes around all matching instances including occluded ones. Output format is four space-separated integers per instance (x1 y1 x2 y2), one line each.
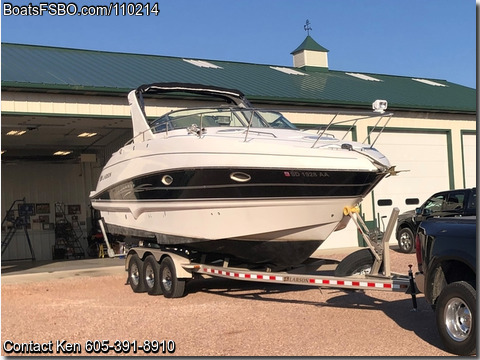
291 35 329 71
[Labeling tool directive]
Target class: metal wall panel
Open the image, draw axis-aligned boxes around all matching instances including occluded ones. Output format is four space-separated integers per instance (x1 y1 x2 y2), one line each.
1 163 91 261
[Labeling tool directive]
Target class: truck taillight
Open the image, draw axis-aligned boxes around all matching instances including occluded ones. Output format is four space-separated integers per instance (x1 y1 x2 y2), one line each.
415 233 422 272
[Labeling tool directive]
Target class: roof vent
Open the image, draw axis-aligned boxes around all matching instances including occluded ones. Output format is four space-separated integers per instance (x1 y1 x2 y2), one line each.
346 73 382 82
183 59 223 69
270 66 308 76
412 78 447 87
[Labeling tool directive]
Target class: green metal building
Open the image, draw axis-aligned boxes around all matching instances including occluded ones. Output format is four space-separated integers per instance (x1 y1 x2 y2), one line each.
1 37 476 259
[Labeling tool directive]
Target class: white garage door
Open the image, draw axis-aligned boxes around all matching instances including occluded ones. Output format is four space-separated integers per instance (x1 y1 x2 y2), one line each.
370 131 450 244
462 133 476 188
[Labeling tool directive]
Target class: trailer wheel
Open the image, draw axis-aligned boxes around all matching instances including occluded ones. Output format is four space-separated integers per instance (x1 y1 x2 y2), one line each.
159 256 186 298
435 281 476 356
397 227 415 253
143 255 163 295
334 248 377 276
128 254 146 293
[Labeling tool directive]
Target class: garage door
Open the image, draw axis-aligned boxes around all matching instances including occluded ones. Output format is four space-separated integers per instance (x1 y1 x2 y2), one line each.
369 131 450 244
462 133 476 188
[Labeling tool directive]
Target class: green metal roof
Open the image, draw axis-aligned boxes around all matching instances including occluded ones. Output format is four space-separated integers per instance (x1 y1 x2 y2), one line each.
291 35 329 54
1 43 476 114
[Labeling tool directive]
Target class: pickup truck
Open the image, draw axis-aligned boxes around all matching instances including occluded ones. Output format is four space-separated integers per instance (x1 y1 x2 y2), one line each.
396 187 476 253
415 216 476 356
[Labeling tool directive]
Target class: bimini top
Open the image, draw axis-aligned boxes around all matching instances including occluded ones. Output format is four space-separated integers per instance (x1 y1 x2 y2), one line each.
135 82 252 108
129 82 257 141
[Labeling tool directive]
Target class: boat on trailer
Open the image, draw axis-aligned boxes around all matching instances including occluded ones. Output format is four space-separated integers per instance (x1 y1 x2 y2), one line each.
90 83 394 268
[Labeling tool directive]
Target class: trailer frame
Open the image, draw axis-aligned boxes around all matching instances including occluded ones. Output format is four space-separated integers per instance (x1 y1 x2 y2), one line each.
100 207 417 303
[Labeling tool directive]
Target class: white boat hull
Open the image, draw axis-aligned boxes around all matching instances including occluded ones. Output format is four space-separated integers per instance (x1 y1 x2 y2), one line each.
93 196 361 242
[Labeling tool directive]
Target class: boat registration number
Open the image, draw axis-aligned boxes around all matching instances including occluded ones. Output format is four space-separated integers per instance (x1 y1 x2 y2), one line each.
284 171 329 178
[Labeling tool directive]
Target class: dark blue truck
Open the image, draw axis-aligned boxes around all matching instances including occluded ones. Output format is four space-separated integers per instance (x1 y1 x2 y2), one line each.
415 216 476 356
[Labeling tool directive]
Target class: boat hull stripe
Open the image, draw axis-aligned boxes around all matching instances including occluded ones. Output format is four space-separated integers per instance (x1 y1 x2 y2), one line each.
93 168 385 201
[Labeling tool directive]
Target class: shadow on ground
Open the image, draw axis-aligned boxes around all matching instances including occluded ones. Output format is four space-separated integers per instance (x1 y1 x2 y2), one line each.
184 276 444 353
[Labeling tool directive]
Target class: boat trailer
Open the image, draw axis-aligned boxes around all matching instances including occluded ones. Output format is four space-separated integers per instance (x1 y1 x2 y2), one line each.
99 207 418 308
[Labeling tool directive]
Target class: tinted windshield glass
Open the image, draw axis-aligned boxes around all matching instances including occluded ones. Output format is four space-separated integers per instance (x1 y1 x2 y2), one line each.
257 111 297 129
149 108 296 134
149 108 248 133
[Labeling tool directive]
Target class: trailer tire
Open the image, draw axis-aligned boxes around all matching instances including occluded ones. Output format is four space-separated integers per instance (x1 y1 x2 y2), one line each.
128 254 147 293
143 255 163 295
435 281 476 356
159 256 186 298
334 248 377 276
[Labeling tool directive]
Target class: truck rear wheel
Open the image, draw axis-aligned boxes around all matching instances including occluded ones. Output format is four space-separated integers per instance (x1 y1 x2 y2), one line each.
397 228 415 253
159 256 186 298
128 254 146 293
435 281 476 356
143 255 163 295
334 248 377 276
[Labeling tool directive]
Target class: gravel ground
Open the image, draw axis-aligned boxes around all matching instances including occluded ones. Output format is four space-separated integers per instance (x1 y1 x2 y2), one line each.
1 248 454 357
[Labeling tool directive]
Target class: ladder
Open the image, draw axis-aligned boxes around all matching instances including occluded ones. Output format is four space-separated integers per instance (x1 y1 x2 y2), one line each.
53 203 85 259
1 198 36 260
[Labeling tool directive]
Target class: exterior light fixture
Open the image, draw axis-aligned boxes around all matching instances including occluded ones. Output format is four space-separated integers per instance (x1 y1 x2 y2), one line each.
372 100 388 113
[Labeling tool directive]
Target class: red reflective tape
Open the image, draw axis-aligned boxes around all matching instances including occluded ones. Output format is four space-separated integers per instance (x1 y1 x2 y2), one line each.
352 281 360 286
322 279 330 284
234 273 240 278
337 280 344 285
269 276 276 280
245 274 251 278
368 282 375 287
309 278 315 283
384 283 392 288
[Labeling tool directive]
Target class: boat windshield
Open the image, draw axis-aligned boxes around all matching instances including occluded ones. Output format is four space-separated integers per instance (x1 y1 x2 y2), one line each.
149 108 297 134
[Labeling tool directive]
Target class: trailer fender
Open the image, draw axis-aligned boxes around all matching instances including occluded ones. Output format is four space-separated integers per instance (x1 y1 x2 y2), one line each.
162 252 192 279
